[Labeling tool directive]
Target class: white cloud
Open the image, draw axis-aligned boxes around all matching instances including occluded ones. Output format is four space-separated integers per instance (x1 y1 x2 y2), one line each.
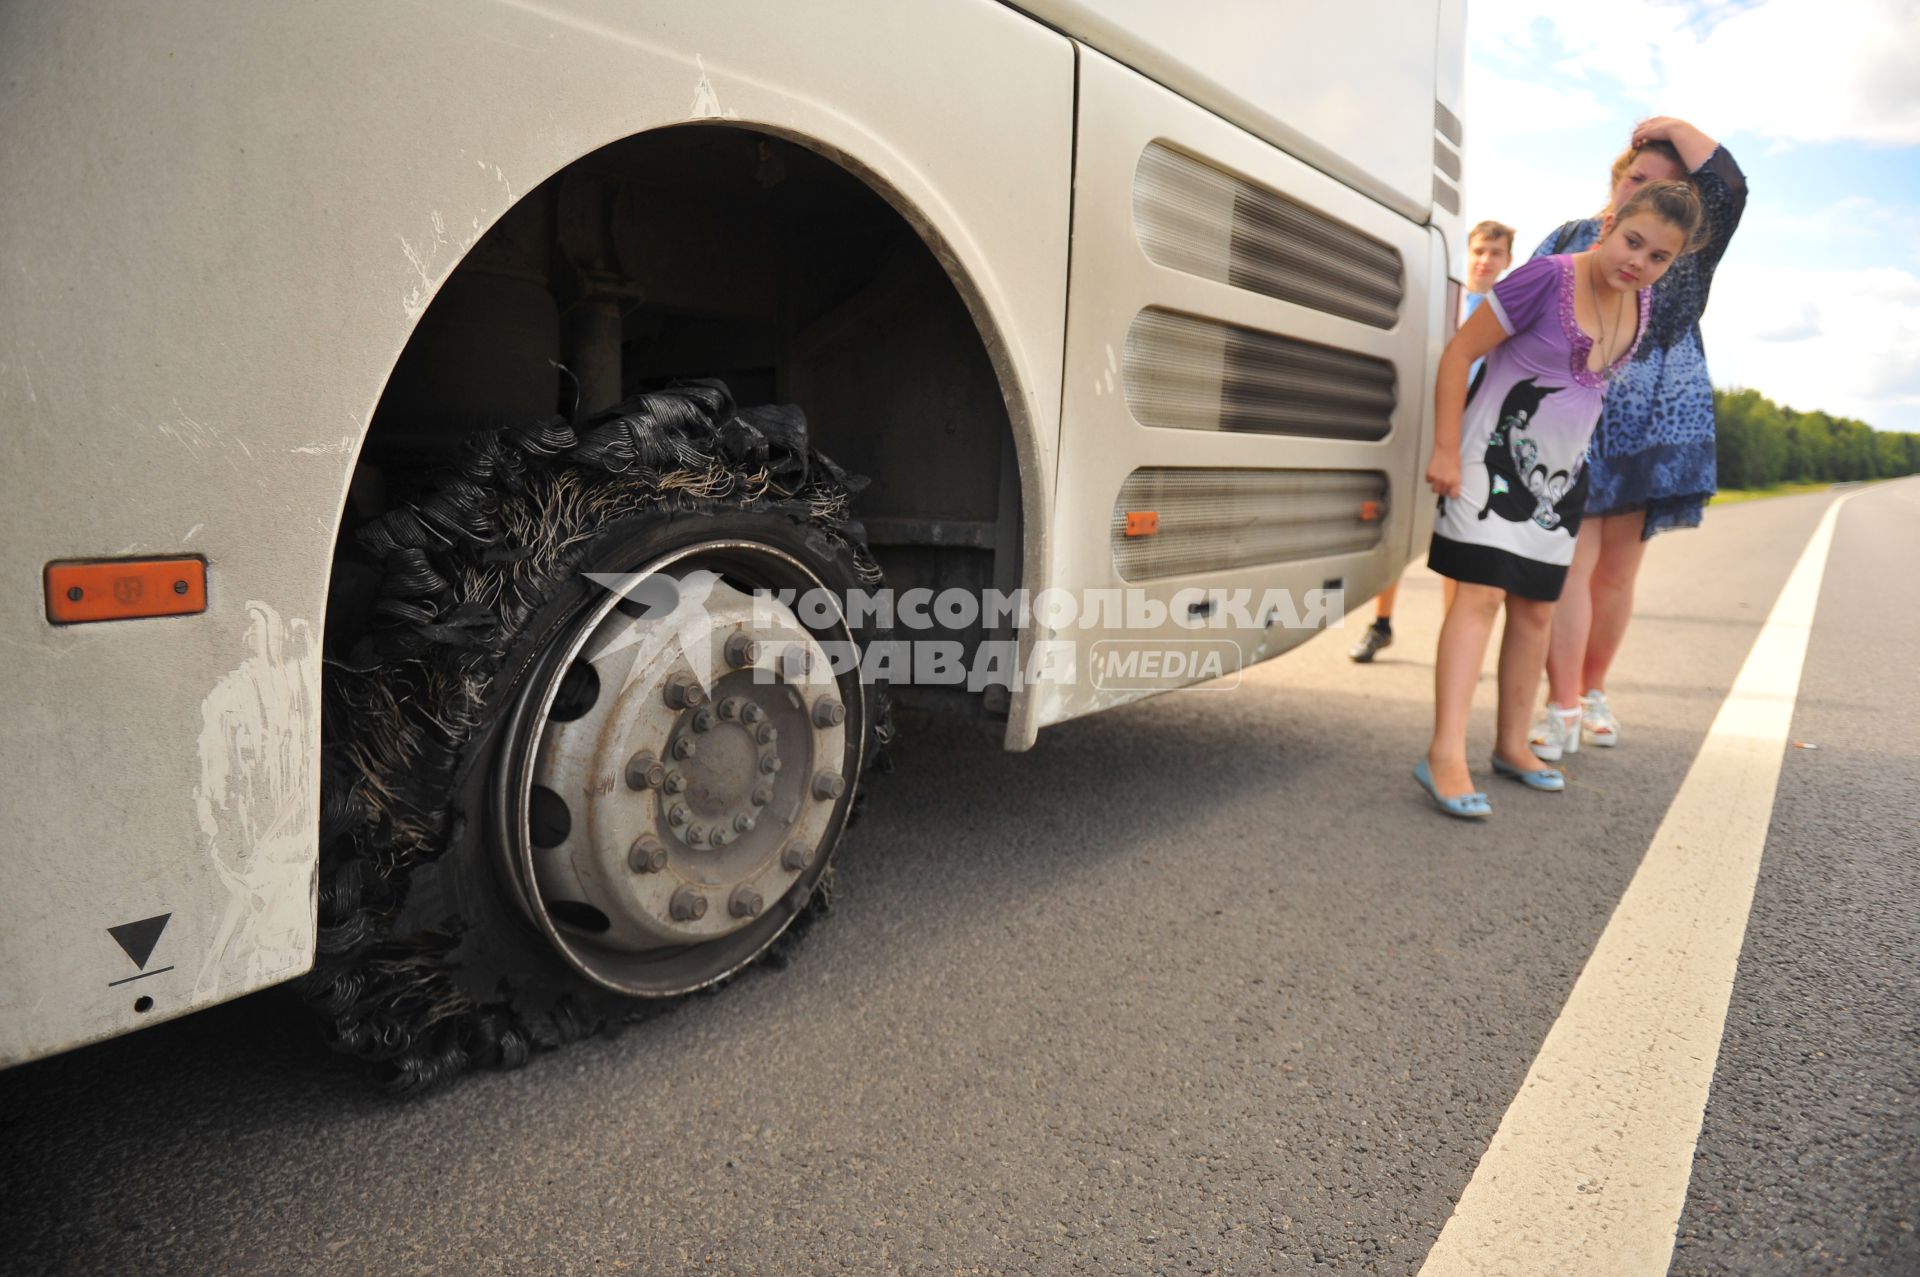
1664 0 1920 146
1753 301 1822 341
1705 265 1920 428
1472 0 1694 98
1748 195 1920 271
1462 68 1613 136
1471 0 1920 147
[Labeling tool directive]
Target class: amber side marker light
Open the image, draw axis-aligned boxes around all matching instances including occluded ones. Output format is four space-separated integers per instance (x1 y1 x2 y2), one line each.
1124 511 1160 538
45 557 207 625
1359 500 1385 522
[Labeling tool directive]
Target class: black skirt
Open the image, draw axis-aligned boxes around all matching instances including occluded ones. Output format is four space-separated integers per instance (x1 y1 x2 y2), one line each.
1428 533 1568 602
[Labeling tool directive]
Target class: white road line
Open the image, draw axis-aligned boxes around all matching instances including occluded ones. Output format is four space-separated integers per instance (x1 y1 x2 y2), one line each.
1417 491 1857 1277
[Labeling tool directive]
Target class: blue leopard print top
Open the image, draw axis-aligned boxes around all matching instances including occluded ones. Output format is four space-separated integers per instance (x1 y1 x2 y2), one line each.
1530 146 1747 537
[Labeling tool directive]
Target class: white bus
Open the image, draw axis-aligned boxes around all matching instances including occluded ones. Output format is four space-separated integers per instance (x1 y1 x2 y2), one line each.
0 0 1467 1083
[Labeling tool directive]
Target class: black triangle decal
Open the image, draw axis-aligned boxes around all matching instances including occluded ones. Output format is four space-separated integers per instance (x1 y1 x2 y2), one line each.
108 913 172 970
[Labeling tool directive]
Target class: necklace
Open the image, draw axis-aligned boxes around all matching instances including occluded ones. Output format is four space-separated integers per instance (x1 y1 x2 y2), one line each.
1587 254 1623 375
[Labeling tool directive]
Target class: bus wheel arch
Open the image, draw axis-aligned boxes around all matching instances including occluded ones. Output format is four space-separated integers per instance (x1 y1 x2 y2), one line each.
347 122 1033 716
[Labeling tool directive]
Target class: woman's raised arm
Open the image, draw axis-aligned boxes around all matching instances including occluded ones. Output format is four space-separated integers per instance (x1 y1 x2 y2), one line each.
1632 116 1718 172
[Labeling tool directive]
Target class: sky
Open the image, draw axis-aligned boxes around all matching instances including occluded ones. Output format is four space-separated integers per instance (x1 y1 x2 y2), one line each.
1460 0 1920 432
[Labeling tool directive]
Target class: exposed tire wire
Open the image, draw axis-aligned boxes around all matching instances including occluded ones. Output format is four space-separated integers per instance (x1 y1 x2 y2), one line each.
305 379 890 1094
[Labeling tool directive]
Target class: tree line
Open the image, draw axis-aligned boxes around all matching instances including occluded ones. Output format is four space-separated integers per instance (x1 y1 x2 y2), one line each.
1715 387 1920 489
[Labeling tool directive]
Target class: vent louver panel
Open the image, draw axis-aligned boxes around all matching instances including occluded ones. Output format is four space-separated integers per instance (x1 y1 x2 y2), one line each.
1133 143 1404 329
1123 308 1396 441
1111 468 1389 582
1433 101 1464 214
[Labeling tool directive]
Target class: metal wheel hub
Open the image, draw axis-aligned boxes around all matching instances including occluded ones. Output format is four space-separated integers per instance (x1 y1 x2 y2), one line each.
499 544 858 994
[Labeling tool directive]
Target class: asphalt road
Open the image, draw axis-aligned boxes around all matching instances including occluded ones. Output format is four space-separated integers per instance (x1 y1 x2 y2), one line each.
2 479 1914 1276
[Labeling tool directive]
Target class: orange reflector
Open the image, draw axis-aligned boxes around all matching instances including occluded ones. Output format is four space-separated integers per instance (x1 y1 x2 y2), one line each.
1359 500 1384 522
1124 511 1160 538
45 557 207 625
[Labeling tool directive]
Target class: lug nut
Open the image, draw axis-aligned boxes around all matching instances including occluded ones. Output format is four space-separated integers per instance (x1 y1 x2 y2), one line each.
627 837 668 874
712 827 733 847
686 824 707 847
759 755 782 775
717 697 742 721
663 772 687 795
812 771 846 801
782 647 813 680
691 707 715 733
812 699 846 727
728 886 764 918
741 703 766 725
751 783 773 807
672 737 697 761
668 804 689 827
624 752 666 791
663 673 706 710
755 724 778 745
782 844 812 872
669 887 708 922
733 813 756 833
725 633 761 669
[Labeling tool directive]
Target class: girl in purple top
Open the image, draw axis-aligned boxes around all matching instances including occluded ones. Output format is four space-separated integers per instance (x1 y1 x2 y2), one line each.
1414 181 1706 819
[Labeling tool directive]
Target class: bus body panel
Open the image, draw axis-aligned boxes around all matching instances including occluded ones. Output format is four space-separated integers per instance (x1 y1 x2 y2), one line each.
1012 0 1444 222
1036 47 1442 726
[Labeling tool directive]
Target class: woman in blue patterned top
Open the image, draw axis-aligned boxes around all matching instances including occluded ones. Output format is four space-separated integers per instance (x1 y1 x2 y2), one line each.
1527 118 1747 761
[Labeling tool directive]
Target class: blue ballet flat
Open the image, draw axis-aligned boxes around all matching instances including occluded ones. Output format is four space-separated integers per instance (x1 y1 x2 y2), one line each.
1413 759 1491 819
1491 753 1566 792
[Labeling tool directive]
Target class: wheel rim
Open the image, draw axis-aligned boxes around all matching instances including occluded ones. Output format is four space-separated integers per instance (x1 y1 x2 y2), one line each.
492 538 864 996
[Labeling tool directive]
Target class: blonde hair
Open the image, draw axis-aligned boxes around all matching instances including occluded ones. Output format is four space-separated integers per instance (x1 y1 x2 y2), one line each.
1603 138 1685 216
1611 179 1710 256
1467 220 1516 253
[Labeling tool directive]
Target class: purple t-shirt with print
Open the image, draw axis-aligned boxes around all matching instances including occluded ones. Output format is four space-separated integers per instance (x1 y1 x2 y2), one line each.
1428 254 1651 598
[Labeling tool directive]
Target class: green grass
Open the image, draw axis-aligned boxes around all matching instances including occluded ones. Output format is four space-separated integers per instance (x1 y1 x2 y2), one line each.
1709 479 1841 506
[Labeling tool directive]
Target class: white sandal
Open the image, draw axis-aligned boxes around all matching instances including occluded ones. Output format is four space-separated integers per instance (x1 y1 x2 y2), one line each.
1582 689 1620 748
1529 703 1583 762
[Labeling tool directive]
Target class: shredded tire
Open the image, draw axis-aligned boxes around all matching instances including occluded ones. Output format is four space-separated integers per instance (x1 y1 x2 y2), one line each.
305 380 892 1094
